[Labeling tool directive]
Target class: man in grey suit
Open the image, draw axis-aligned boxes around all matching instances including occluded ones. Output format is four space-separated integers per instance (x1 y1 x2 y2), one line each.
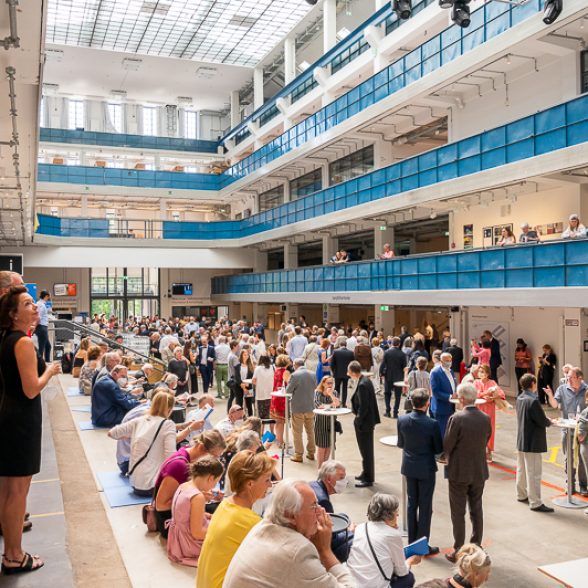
444 383 492 562
287 358 317 463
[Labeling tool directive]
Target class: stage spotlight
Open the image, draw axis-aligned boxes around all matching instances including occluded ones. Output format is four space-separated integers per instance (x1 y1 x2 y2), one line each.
393 0 412 20
452 1 471 28
543 0 562 25
439 0 454 8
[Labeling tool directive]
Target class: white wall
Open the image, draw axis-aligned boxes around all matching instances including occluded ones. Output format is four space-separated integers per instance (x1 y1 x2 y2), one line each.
23 267 90 314
7 246 254 269
450 51 579 141
451 185 581 250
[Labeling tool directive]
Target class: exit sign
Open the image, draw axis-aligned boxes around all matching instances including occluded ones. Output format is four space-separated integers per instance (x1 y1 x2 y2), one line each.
379 225 387 231
380 305 389 311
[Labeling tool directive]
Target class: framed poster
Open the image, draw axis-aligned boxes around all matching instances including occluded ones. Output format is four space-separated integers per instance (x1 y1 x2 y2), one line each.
463 224 474 250
536 221 564 236
483 227 493 248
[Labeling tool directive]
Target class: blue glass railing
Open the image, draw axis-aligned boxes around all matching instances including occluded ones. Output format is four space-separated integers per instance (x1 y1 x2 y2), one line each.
211 240 588 295
221 0 542 185
37 163 222 190
36 94 588 239
39 128 219 154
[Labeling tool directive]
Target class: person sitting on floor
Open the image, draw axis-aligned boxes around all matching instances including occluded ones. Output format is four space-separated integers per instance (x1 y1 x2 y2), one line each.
167 456 224 567
309 460 354 562
91 364 143 428
223 479 355 588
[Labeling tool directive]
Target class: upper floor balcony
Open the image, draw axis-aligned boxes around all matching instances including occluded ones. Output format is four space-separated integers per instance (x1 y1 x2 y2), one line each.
36 93 588 246
39 127 220 155
211 239 588 308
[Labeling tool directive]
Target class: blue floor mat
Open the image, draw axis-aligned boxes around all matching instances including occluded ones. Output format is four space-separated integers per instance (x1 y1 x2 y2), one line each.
79 420 107 431
97 472 151 508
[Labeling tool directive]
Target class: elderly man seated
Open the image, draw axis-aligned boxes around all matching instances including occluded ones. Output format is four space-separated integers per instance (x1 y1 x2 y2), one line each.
310 460 355 562
224 480 355 588
215 404 244 437
91 364 143 428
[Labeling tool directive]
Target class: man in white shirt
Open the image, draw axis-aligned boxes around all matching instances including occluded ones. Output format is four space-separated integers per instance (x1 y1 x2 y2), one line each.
214 336 231 399
214 405 244 438
346 330 358 353
251 333 266 364
224 480 355 588
288 326 308 361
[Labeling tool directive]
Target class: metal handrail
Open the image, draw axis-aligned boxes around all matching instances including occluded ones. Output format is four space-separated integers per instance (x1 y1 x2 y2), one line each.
54 319 167 369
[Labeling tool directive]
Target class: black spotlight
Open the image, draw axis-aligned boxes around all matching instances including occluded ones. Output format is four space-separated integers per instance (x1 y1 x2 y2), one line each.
543 0 562 24
393 0 412 19
451 0 471 28
439 0 454 8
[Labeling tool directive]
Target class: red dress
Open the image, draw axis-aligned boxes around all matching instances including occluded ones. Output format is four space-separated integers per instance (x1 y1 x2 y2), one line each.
269 367 287 422
474 378 505 451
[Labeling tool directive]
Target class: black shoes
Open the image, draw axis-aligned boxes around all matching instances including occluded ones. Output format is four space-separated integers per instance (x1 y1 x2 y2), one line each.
427 546 440 556
355 481 374 488
531 504 554 513
384 412 391 418
517 497 529 503
445 552 458 563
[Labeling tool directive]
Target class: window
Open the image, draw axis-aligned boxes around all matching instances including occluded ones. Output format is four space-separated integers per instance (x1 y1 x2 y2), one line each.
107 103 123 133
329 145 374 186
582 50 588 94
259 185 284 212
184 110 198 139
290 169 322 200
142 106 157 136
68 99 84 130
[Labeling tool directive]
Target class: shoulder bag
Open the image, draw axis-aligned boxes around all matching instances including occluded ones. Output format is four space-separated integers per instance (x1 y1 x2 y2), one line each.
129 418 167 477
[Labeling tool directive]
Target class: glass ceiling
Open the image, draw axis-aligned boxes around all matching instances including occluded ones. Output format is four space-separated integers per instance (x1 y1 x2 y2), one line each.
46 0 314 67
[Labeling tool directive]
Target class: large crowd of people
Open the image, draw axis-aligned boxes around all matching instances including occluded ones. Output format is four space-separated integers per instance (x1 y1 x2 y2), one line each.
1 268 587 583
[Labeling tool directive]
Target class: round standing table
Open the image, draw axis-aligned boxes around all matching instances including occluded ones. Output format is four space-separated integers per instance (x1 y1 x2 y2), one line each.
271 391 293 455
313 407 352 459
379 435 407 537
450 398 487 406
553 419 585 509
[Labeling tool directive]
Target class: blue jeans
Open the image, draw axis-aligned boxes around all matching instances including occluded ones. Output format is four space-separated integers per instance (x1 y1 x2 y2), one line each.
35 324 51 362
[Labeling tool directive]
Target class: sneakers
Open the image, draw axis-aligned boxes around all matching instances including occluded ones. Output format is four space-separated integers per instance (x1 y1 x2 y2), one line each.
531 504 554 513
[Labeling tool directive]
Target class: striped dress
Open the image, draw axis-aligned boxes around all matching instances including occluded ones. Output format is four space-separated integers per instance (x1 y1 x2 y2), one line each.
314 390 334 448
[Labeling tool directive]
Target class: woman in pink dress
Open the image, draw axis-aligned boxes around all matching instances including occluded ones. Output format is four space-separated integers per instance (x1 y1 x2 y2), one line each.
167 456 224 567
471 339 491 367
474 364 506 463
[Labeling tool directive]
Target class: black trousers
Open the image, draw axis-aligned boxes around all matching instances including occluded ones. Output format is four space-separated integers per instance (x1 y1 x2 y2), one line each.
354 424 375 483
514 367 529 392
490 364 499 383
235 388 254 416
406 474 436 544
384 381 403 416
335 377 349 406
200 365 213 393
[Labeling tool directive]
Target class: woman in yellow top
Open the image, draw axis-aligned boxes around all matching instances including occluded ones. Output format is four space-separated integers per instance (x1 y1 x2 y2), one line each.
196 450 275 588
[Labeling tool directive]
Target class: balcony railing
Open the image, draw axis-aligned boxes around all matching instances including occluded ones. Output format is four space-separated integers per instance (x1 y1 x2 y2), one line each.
38 163 222 191
39 128 220 154
221 0 543 185
212 240 588 295
36 94 588 241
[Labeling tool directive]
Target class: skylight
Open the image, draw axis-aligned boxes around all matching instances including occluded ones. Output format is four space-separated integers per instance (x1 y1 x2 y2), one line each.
46 0 314 67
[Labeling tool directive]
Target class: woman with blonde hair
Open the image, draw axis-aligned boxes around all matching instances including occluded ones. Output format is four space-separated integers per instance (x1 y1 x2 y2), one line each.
196 450 275 588
473 364 505 463
72 336 90 378
78 344 102 395
449 543 491 587
108 391 177 495
314 376 341 467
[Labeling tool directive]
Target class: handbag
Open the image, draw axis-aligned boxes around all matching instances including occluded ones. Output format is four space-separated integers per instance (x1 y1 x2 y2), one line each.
128 418 166 477
142 502 158 532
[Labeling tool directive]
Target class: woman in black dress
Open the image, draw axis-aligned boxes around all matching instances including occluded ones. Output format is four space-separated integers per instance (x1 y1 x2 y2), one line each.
537 344 557 405
0 286 61 574
168 345 190 395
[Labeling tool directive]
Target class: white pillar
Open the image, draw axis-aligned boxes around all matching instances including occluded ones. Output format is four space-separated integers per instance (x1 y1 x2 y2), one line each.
80 194 89 216
159 199 167 221
375 305 396 335
283 180 291 203
253 67 264 110
323 0 337 54
253 251 268 273
322 234 338 264
230 90 240 129
284 36 296 85
374 226 395 256
284 242 298 269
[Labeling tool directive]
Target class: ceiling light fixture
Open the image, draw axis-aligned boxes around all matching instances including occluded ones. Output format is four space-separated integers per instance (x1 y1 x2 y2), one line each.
543 0 562 24
393 0 412 20
451 0 471 28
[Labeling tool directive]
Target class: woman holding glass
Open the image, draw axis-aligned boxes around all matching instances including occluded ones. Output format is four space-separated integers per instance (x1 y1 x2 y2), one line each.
314 376 340 467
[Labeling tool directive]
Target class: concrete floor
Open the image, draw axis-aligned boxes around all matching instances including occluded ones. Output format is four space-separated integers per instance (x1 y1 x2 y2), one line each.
36 375 588 587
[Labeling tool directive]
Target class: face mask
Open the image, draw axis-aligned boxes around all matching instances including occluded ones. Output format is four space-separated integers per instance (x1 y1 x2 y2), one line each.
117 377 128 387
234 418 244 427
442 361 452 369
334 478 348 494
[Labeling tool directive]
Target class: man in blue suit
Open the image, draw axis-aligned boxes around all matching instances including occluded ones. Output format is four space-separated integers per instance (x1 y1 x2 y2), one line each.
198 335 216 394
397 388 443 554
91 365 141 427
429 352 456 439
